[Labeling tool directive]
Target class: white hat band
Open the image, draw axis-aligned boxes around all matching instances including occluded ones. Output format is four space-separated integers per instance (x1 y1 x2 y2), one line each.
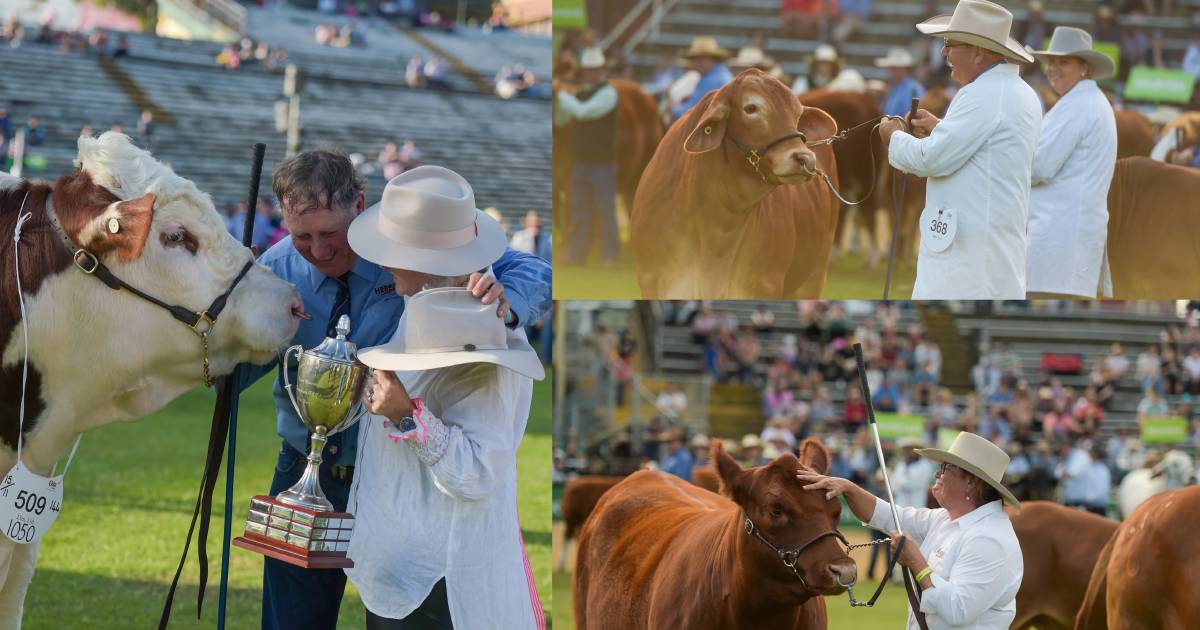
378 217 479 250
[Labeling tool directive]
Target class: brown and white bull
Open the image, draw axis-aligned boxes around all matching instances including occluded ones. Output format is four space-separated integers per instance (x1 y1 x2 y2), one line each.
0 132 301 625
630 68 840 299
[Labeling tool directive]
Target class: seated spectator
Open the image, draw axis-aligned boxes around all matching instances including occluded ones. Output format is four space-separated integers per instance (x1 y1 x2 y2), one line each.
792 44 865 94
216 44 240 70
398 139 421 169
406 55 427 88
314 22 335 46
1106 343 1131 378
510 210 551 260
88 29 109 57
1042 398 1079 440
843 385 867 434
266 46 288 71
929 388 958 427
1136 387 1169 425
875 47 925 117
751 304 775 334
655 382 688 421
254 40 270 64
1137 344 1163 394
378 140 405 179
1016 0 1051 51
659 430 694 482
424 57 449 89
21 115 44 146
811 385 835 425
872 374 903 412
690 303 718 345
781 0 836 41
1184 347 1200 394
237 37 255 65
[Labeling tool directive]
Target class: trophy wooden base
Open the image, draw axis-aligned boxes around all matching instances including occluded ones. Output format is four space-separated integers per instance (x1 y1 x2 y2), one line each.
232 495 354 569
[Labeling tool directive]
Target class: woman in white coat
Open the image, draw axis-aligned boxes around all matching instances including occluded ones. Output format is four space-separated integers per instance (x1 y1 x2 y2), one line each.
1026 27 1118 298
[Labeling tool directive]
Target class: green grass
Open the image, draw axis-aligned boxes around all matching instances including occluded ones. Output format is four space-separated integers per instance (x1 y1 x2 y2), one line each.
23 375 552 629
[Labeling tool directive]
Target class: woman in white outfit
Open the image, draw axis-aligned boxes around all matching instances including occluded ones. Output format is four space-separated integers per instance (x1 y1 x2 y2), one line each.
344 165 547 629
1026 27 1118 298
798 432 1023 629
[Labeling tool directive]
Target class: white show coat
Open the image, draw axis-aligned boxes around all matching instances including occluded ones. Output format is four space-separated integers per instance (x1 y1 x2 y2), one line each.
345 320 543 629
868 498 1023 630
1026 80 1117 297
889 63 1042 299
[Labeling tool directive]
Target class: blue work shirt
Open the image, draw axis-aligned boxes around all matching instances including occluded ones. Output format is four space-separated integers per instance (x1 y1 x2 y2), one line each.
660 448 695 482
882 77 925 118
239 237 552 466
673 64 734 120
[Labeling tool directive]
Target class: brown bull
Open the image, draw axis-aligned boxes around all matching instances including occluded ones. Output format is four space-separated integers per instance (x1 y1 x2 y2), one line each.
1076 485 1200 629
1008 501 1117 630
1115 110 1155 159
1106 157 1200 298
574 439 855 629
631 69 840 298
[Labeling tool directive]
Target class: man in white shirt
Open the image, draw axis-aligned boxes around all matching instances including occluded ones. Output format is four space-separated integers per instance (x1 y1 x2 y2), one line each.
799 431 1023 629
878 0 1042 299
893 437 936 508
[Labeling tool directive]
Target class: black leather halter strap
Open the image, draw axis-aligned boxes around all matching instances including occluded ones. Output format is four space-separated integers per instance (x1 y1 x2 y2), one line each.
723 131 809 183
44 192 254 385
743 513 849 592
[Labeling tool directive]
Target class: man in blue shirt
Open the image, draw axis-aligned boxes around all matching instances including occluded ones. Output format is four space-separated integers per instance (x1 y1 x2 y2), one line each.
238 149 551 630
875 47 926 118
659 430 694 482
672 36 733 120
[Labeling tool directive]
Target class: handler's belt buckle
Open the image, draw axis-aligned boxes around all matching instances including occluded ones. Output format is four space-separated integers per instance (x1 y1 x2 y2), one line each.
332 465 355 481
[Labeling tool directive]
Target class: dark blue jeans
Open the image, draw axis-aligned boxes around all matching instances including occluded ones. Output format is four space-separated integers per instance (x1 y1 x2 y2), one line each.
261 435 354 630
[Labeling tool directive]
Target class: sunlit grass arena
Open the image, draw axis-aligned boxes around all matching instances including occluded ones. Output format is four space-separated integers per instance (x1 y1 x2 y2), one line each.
23 376 552 629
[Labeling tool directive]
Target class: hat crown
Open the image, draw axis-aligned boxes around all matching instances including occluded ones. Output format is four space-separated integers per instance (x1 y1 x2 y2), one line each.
1045 26 1094 55
378 165 477 233
579 47 606 69
404 287 508 355
946 432 1010 484
947 0 1014 43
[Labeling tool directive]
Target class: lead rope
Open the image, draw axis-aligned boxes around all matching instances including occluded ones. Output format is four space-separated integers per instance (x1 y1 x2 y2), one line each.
12 194 83 478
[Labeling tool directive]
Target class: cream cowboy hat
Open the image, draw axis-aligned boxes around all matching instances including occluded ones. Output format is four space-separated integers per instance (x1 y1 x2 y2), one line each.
916 0 1035 64
681 36 730 60
1030 27 1115 80
579 47 606 70
875 47 916 68
348 165 506 277
915 431 1019 507
357 287 545 380
812 43 840 63
730 46 775 70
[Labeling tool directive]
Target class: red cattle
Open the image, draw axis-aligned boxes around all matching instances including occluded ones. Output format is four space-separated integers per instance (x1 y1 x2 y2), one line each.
0 132 300 623
1007 501 1117 630
1076 485 1200 629
1105 157 1200 298
1115 110 1155 159
631 69 840 298
574 439 855 629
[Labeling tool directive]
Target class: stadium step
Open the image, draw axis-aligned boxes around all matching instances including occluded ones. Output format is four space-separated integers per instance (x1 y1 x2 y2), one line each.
98 56 176 126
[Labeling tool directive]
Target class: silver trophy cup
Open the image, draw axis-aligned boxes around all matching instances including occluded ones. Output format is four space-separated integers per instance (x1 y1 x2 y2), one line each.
278 314 370 511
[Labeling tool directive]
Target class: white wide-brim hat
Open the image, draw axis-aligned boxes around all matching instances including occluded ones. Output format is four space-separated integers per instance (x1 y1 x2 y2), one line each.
1030 26 1115 80
357 287 545 380
348 165 506 277
681 36 730 60
916 0 1035 64
915 431 1019 507
875 47 916 68
579 46 606 69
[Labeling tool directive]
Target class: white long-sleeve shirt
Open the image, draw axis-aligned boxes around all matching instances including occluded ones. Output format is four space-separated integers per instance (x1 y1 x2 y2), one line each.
1027 80 1117 297
553 83 617 127
889 63 1042 299
868 498 1023 630
345 325 544 628
892 458 936 508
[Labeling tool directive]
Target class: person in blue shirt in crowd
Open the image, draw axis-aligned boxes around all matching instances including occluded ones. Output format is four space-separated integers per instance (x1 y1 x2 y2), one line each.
672 36 733 120
875 47 926 118
237 148 551 630
660 429 695 482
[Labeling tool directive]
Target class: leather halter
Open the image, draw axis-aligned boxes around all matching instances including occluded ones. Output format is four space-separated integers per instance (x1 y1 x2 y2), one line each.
743 512 850 592
44 192 254 387
722 130 809 184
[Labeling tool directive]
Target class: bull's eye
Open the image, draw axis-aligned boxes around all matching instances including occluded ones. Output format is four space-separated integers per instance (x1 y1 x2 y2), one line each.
161 228 198 254
743 104 759 115
166 230 185 243
771 504 784 517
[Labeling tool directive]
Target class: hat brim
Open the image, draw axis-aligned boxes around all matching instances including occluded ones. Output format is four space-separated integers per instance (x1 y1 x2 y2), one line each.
917 16 1035 64
347 205 507 277
1029 49 1115 80
915 447 1020 507
358 329 545 381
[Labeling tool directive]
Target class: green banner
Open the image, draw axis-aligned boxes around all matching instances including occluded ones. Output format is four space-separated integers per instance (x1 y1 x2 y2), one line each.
875 413 926 439
1124 66 1196 104
937 428 961 450
553 0 587 28
1094 41 1119 79
1141 416 1188 444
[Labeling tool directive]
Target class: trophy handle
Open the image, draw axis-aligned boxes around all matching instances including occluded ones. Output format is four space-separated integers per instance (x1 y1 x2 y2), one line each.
282 344 304 415
343 368 375 429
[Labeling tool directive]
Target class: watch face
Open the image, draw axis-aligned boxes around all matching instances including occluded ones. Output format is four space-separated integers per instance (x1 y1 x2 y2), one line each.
398 417 418 433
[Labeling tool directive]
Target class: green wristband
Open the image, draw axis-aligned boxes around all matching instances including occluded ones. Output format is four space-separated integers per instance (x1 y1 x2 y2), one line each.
915 566 933 583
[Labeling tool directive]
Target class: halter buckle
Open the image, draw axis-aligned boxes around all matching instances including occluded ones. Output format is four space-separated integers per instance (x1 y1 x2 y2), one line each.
73 250 99 274
746 150 761 167
744 517 754 535
191 313 216 336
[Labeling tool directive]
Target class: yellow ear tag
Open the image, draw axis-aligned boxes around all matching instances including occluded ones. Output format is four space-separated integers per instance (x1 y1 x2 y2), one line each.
704 126 712 135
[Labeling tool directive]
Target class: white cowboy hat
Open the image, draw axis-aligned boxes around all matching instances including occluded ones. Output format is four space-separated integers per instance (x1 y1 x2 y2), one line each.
915 431 1019 507
357 287 545 380
681 36 730 60
730 45 775 70
579 47 606 70
875 47 916 68
812 43 840 63
896 436 925 449
1030 27 1115 80
741 434 763 449
916 0 1035 64
690 434 711 449
348 165 505 277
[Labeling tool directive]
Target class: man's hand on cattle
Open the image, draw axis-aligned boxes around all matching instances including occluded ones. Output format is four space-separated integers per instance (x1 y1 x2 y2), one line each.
365 369 414 424
467 272 513 324
909 109 941 139
889 532 926 570
796 469 856 500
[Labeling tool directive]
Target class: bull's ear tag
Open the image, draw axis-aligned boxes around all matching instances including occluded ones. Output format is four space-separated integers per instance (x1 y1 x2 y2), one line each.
107 218 120 234
0 460 66 545
704 126 712 135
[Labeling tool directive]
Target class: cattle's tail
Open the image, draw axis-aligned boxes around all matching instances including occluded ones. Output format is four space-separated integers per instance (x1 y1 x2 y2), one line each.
1075 535 1114 629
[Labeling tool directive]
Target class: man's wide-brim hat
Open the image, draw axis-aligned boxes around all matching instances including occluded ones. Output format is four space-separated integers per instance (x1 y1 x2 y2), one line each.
681 36 730 60
875 47 916 68
915 431 1020 507
1030 26 1115 80
916 0 1035 64
348 165 505 277
357 287 545 380
579 46 606 70
730 45 775 70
